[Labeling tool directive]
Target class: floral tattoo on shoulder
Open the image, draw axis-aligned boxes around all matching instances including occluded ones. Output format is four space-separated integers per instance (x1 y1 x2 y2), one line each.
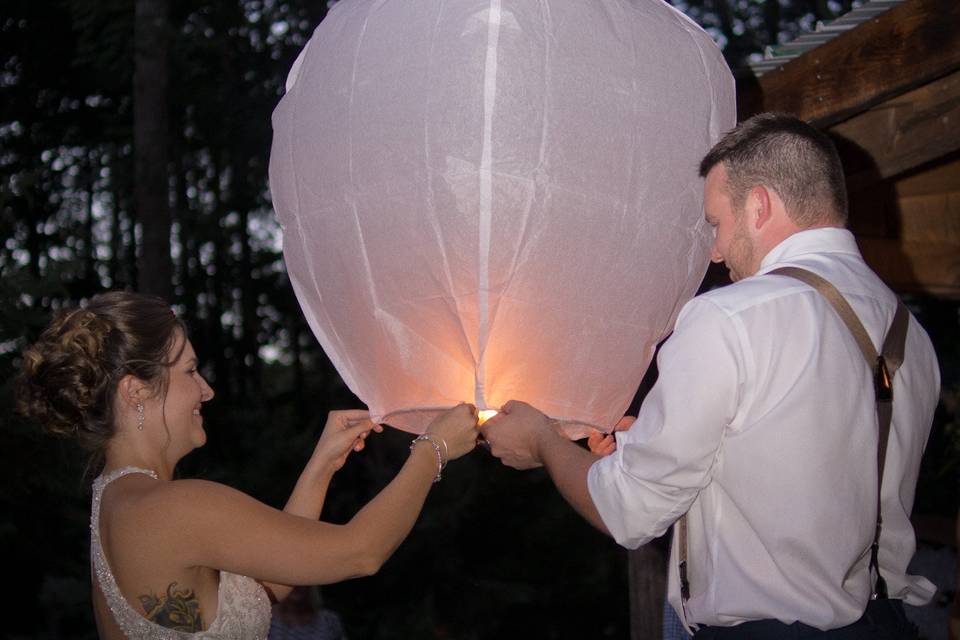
140 582 204 632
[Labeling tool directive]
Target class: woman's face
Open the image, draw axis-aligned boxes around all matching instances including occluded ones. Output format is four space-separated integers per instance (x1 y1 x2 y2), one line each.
159 332 214 453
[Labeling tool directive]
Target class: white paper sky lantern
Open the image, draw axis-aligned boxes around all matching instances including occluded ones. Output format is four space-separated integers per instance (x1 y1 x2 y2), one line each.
270 0 735 437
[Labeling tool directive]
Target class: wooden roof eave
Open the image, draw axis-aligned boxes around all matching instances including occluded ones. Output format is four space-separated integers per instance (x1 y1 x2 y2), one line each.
737 0 960 128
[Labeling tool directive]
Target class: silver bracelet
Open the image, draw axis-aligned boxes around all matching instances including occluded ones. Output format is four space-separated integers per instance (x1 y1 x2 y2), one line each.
410 434 447 483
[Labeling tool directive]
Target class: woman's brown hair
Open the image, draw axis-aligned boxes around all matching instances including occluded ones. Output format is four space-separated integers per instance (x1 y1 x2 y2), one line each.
16 291 186 473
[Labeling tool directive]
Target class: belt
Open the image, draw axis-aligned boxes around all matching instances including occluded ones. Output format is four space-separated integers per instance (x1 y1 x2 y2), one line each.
692 599 918 640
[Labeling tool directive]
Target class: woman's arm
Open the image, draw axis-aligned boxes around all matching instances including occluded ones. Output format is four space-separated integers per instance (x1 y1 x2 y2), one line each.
164 404 478 587
285 410 380 519
261 410 380 601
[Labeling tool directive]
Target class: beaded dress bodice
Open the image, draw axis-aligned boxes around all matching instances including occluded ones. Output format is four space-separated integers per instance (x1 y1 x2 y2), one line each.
91 467 272 639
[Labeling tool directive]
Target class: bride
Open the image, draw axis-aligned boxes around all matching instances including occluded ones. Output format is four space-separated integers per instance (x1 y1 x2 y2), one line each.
17 291 479 639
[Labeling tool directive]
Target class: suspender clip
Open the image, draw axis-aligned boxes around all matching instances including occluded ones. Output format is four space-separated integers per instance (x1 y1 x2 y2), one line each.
679 560 690 602
875 356 893 402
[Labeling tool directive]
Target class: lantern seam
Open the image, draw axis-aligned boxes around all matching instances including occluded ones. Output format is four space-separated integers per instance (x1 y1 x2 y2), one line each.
475 0 503 411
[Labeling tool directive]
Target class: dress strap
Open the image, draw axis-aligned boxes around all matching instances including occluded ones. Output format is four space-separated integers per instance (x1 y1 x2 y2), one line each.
96 466 159 487
90 466 168 638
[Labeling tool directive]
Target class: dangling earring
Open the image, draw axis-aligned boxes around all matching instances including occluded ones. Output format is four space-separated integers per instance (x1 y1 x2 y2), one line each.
137 402 145 431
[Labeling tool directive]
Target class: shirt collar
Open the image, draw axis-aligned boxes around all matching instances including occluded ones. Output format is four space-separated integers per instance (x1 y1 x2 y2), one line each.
757 227 860 274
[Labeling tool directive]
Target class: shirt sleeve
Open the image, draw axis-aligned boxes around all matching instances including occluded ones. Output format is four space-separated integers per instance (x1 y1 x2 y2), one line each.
587 295 747 548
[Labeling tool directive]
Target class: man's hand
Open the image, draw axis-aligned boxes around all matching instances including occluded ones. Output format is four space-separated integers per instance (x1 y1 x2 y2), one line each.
481 400 611 534
480 400 560 469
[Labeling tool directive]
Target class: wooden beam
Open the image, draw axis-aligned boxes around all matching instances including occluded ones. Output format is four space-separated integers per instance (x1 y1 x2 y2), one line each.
628 546 666 640
893 156 960 198
738 0 960 127
850 192 960 243
846 157 960 295
829 69 960 185
857 237 960 297
897 193 960 244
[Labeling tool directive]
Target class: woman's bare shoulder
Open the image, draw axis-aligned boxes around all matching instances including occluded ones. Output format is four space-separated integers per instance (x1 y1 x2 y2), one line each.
103 476 266 542
105 477 283 574
141 478 273 529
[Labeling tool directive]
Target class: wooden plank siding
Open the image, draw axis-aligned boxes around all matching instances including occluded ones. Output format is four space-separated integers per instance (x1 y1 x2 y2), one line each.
849 156 960 296
857 238 960 296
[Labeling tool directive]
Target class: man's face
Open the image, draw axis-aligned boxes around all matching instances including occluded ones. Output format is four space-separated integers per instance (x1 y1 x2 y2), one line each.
704 164 757 282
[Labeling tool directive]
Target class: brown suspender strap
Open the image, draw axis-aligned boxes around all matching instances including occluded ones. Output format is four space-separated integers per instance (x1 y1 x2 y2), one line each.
774 268 879 362
678 506 689 602
677 267 909 605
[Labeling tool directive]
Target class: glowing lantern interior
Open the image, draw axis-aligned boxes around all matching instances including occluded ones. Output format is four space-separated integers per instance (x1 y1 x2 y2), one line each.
477 410 499 426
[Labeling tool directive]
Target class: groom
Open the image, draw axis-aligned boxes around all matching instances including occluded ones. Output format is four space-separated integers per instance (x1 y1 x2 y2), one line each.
480 113 937 638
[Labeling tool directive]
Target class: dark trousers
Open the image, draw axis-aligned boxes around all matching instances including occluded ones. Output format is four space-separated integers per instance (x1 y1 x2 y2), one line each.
692 600 918 639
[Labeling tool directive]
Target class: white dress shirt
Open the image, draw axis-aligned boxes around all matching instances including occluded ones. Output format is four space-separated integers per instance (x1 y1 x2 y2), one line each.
588 227 939 630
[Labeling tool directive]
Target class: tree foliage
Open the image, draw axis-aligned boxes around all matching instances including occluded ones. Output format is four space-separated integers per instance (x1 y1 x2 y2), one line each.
675 0 860 70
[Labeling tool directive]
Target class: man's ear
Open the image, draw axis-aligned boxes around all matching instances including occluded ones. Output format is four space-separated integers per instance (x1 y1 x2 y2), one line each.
748 185 773 230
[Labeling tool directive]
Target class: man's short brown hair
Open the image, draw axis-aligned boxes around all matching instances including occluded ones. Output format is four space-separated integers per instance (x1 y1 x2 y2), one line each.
699 113 848 227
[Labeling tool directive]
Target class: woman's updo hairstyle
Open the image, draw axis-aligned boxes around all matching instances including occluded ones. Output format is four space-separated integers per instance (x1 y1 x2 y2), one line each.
17 291 186 462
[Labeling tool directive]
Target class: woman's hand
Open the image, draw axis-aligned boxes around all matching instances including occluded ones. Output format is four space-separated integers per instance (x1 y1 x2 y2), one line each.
425 403 479 461
310 410 382 475
587 431 616 457
586 416 635 457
